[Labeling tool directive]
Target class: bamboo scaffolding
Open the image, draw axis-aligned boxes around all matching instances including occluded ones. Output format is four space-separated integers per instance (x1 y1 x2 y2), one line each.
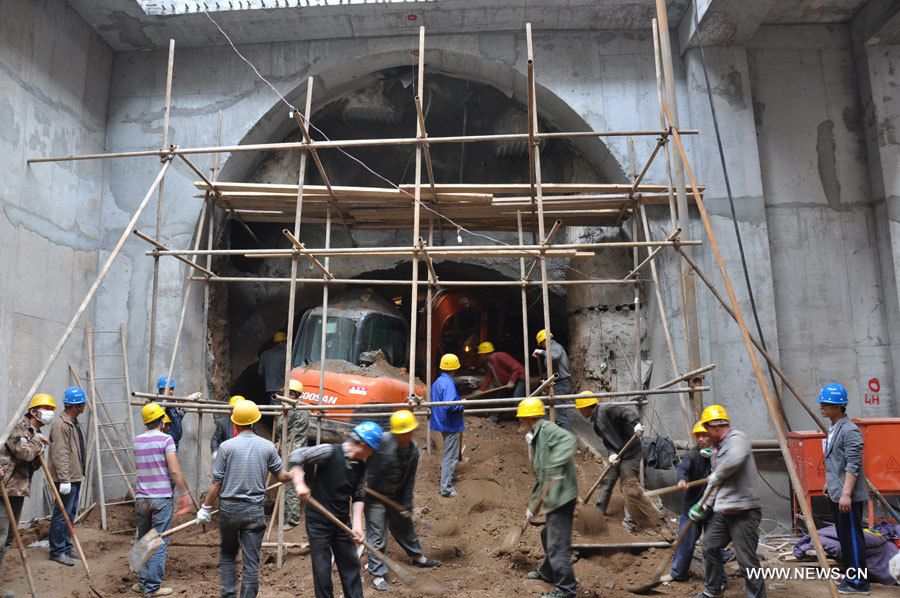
86 323 108 530
406 26 426 398
518 212 532 395
120 323 135 437
190 276 651 286
283 229 333 279
148 39 176 392
134 229 215 277
662 101 838 598
425 221 434 454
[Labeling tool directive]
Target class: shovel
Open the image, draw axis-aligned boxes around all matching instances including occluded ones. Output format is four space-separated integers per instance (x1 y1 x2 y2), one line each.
573 432 640 535
629 485 715 594
128 480 285 572
365 488 433 531
501 477 557 551
644 477 709 498
305 496 443 595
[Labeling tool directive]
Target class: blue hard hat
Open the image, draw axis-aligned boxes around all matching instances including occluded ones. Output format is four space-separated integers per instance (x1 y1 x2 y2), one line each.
818 383 848 405
63 387 87 405
157 376 175 390
352 421 383 451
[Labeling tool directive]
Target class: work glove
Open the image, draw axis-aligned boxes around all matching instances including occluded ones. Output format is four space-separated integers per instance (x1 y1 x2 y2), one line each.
699 447 713 459
531 349 544 359
34 432 49 446
58 482 71 495
688 502 707 522
196 504 213 523
524 432 534 445
633 423 644 436
525 507 534 519
211 451 218 462
187 392 202 401
608 452 619 466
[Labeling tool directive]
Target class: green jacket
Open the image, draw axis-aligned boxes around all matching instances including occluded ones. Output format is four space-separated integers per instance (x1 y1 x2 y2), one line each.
529 419 578 513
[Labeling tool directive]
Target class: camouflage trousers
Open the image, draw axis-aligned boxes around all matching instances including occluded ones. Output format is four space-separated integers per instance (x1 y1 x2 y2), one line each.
276 409 309 527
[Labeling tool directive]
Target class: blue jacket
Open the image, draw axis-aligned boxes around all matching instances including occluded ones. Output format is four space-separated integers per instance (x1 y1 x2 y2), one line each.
430 373 464 432
165 407 183 450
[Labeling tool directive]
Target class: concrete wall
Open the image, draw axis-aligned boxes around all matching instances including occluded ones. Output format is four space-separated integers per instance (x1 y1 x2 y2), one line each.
0 0 112 520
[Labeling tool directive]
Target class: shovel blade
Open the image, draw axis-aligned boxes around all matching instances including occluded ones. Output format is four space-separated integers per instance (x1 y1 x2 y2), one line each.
128 529 163 572
500 526 522 551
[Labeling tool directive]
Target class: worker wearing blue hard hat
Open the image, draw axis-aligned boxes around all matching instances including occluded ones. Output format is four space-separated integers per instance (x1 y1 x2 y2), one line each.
818 383 870 594
288 421 384 598
47 387 88 566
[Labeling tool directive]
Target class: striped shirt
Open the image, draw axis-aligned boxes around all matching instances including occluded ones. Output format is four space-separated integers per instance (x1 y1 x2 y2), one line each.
133 430 176 498
214 431 283 504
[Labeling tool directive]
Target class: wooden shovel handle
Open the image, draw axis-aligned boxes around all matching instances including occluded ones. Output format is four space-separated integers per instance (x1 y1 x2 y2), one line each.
1 480 38 598
581 432 640 504
365 488 411 517
645 477 709 498
38 454 91 577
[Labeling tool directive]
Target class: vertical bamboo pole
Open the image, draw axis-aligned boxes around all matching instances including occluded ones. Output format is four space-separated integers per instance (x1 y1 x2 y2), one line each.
86 323 107 530
517 211 531 395
525 24 556 421
407 26 426 396
425 220 434 455
654 2 703 419
651 19 677 232
663 105 839 598
148 39 176 392
120 323 135 437
630 188 644 485
315 207 332 447
280 77 314 568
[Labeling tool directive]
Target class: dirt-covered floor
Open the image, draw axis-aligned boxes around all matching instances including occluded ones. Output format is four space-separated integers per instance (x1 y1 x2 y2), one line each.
2 416 895 597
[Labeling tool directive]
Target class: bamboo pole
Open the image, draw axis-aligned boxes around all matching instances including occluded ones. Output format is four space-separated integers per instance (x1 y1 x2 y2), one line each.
86 324 108 530
1 480 38 598
0 160 171 453
120 323 135 437
148 39 176 392
26 129 701 163
517 212 532 395
631 190 644 486
662 102 839 598
134 229 215 277
283 230 332 279
425 222 434 455
38 455 91 577
407 26 426 398
191 276 657 287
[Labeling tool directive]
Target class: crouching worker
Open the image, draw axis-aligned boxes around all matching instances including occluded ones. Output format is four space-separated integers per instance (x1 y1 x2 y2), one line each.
517 397 578 598
365 410 440 591
289 421 383 598
197 400 292 598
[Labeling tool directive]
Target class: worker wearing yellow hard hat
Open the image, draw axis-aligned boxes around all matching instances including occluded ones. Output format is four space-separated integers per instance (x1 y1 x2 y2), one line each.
575 387 644 531
364 410 440 589
276 378 308 530
476 341 527 424
515 396 579 596
1 392 55 574
669 420 723 583
431 354 464 498
689 404 765 598
531 329 573 431
131 402 192 595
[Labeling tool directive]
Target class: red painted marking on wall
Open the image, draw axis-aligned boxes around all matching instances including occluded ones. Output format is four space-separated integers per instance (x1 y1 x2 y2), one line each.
865 377 880 405
407 14 418 21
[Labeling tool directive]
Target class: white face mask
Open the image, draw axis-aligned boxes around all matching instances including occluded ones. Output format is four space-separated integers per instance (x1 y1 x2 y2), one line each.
38 409 55 426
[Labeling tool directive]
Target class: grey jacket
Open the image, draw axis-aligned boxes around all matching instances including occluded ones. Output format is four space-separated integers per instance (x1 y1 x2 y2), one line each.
537 339 570 381
707 428 760 512
824 415 868 503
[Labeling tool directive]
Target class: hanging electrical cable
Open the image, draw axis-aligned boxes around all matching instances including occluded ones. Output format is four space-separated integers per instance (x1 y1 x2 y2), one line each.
690 2 791 431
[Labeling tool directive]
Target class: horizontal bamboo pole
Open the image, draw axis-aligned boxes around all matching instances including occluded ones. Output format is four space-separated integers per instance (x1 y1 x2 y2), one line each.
191 276 649 286
28 129 700 163
129 400 289 412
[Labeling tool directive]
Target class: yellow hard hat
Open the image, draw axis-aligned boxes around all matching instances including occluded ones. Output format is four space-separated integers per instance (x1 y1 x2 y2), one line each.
390 410 419 434
231 399 261 426
574 390 599 409
516 397 546 418
289 379 303 393
28 394 57 411
439 353 460 371
692 421 708 436
229 395 246 406
273 332 287 343
477 342 495 355
163 413 172 424
699 404 730 426
142 403 165 425
535 329 553 344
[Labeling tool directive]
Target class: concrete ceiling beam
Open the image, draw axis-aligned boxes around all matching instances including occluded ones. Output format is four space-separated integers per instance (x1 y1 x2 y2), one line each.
851 0 900 45
677 0 780 52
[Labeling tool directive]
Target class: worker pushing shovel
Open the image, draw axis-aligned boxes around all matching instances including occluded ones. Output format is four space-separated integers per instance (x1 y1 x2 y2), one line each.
515 397 579 598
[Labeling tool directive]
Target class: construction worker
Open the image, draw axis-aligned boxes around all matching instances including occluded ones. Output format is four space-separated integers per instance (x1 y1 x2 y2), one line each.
47 386 87 566
132 403 192 597
365 410 440 591
210 395 246 461
575 390 644 529
197 400 291 598
689 404 764 598
532 329 572 431
258 332 288 405
668 422 725 585
155 377 200 451
288 421 383 598
430 353 464 498
819 383 870 595
276 380 308 530
517 397 578 598
0 394 54 595
477 341 526 424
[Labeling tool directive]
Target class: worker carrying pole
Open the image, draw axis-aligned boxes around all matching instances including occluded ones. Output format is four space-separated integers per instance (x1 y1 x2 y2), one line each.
364 410 440 591
288 421 383 598
516 397 579 598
